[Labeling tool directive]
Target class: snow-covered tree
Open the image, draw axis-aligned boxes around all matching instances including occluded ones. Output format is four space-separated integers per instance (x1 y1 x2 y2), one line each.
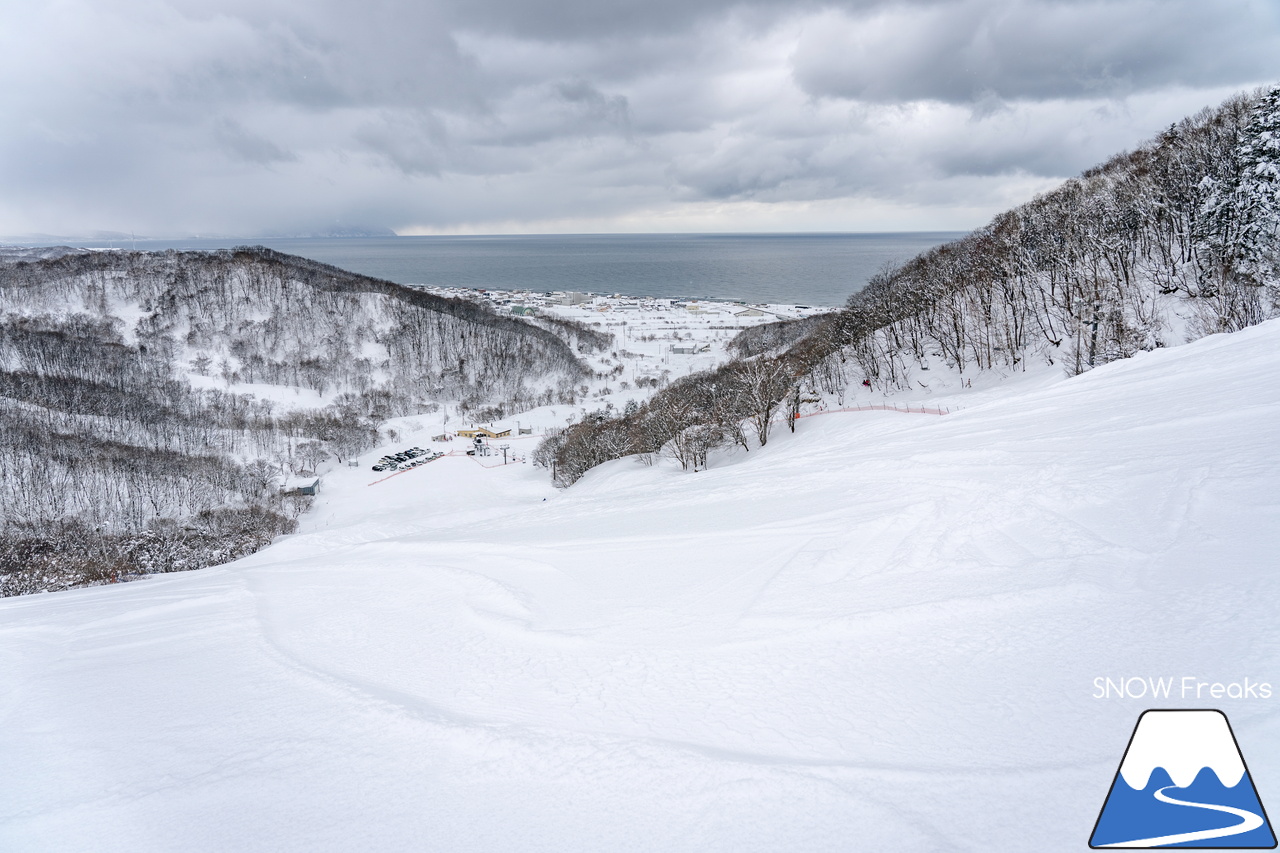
1235 86 1280 292
1193 88 1280 330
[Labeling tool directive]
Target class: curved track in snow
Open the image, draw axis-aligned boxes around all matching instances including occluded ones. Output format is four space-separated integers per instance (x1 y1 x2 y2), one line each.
1100 785 1264 848
4 319 1280 852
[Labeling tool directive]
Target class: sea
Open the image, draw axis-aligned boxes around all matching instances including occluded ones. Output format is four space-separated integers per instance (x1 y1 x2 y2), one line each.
37 233 962 308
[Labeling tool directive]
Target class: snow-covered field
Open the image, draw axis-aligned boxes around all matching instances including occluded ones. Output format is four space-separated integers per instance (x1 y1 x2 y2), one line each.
206 289 821 424
3 319 1279 852
425 287 829 418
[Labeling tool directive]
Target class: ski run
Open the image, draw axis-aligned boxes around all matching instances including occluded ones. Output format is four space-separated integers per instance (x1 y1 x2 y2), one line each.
3 317 1279 852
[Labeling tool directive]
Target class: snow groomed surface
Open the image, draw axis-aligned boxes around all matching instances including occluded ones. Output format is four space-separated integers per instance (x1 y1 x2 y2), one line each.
3 321 1280 852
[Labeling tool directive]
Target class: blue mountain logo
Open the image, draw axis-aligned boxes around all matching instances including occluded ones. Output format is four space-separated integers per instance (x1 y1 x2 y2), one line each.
1091 709 1276 848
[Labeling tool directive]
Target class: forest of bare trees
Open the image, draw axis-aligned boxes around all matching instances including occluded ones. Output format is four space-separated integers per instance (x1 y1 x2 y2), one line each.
0 246 592 595
6 83 1278 586
539 85 1280 487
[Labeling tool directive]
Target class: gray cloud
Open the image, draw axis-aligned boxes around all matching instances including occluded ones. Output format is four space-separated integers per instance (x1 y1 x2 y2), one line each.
792 0 1280 104
0 0 1277 237
213 118 297 165
354 112 450 176
556 80 631 133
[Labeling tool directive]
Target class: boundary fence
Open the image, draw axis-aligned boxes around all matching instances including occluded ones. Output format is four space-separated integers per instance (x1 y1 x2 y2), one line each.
794 401 954 420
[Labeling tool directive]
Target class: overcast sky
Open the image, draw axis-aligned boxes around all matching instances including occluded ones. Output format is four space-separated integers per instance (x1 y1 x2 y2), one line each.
3 0 1278 238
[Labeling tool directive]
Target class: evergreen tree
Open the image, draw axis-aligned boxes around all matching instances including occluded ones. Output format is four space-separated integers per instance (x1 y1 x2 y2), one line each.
1235 86 1280 290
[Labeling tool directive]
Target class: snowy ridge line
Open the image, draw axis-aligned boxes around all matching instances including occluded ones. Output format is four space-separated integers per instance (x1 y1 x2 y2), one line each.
375 401 956 489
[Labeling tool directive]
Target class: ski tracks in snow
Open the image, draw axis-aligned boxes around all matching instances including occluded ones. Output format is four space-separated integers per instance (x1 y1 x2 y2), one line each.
1099 785 1265 847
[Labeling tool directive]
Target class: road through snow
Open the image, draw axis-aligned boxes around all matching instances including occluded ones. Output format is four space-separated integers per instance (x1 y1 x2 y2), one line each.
3 321 1280 851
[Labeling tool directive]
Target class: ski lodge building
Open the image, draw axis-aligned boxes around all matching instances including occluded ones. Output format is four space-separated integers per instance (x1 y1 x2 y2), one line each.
455 426 512 439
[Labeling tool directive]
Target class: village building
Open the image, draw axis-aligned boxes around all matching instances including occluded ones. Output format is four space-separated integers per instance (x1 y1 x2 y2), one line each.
455 426 512 439
281 476 321 496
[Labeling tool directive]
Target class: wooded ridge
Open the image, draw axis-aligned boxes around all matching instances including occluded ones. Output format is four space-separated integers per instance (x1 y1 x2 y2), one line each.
0 246 592 594
538 84 1280 486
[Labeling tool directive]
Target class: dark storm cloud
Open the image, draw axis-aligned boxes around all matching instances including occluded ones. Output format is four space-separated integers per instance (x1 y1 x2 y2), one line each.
556 80 631 133
440 0 796 40
214 119 297 165
354 112 451 176
792 0 1280 104
1 0 1277 237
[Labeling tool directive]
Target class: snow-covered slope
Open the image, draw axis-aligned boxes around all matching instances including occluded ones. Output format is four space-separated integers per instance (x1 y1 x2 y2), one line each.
3 320 1280 852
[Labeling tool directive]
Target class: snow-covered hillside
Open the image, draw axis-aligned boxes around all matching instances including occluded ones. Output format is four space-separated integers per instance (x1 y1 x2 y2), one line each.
3 319 1279 852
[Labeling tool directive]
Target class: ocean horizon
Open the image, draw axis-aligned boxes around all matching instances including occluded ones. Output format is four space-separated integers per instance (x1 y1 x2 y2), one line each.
10 232 965 307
